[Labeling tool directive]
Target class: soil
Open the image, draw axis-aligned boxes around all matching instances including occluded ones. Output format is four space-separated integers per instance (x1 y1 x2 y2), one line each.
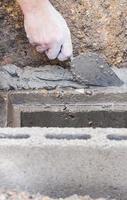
1 0 127 67
0 191 115 200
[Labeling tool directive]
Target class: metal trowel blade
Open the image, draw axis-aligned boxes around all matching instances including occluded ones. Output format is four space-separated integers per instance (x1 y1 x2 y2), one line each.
70 53 123 87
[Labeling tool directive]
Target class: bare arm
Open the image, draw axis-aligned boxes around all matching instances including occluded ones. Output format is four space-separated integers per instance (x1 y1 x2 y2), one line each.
17 0 73 61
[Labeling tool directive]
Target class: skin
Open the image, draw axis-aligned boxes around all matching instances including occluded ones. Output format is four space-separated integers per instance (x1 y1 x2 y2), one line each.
17 0 73 61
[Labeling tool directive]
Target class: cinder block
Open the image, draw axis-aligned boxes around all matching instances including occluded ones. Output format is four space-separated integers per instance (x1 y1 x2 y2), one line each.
8 88 127 128
0 127 127 199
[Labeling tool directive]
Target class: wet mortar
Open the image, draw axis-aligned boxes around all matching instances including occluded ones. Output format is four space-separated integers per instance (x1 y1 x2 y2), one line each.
0 53 123 90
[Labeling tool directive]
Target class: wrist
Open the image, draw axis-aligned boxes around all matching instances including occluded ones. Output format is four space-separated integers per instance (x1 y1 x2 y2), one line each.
18 0 50 15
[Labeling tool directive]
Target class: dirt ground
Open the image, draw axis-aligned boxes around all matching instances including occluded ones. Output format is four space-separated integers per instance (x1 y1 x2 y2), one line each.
0 191 115 200
0 0 127 67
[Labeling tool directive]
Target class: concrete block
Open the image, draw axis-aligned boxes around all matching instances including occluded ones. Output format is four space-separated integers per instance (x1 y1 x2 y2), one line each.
8 88 127 127
0 128 127 200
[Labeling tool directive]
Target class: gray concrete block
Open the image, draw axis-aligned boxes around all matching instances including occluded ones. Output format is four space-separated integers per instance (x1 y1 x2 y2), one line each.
8 88 127 127
0 128 126 199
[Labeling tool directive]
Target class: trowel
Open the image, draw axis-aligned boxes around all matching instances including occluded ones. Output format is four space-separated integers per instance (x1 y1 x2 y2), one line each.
70 53 123 87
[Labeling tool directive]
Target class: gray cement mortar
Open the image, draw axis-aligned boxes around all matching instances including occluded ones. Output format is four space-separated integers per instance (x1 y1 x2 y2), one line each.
0 127 126 199
0 53 124 91
0 64 82 91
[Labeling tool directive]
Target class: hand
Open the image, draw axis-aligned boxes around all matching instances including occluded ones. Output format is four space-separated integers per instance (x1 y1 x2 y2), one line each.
23 0 73 61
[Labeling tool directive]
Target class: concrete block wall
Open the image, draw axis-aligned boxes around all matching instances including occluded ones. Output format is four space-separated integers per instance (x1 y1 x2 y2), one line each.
0 128 126 200
0 88 127 200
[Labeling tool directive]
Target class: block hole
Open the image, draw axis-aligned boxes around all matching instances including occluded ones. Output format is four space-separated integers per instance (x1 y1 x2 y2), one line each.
21 111 127 128
45 133 91 140
0 134 30 139
107 134 127 141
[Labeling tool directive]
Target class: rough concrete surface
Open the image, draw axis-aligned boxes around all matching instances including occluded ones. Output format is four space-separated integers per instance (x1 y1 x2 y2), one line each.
0 128 126 199
1 0 127 67
0 192 115 200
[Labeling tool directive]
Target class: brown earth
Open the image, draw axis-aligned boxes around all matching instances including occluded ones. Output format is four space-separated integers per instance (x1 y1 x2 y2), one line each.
0 0 127 67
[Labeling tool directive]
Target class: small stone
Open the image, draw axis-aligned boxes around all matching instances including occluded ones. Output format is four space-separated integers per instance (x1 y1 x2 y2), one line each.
86 90 93 95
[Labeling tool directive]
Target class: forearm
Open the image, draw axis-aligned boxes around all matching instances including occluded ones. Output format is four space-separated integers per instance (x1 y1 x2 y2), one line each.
16 0 72 61
17 0 49 14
